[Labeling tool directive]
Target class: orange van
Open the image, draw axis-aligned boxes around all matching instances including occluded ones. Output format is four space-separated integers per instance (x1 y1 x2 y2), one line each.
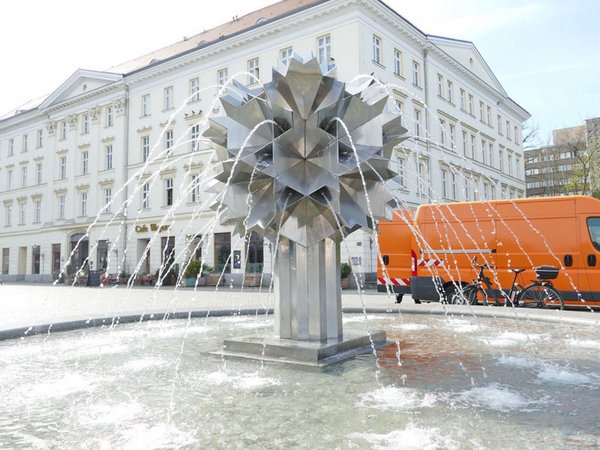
378 196 600 308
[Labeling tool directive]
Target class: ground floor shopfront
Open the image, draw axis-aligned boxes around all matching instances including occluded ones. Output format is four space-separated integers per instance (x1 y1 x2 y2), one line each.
0 215 377 285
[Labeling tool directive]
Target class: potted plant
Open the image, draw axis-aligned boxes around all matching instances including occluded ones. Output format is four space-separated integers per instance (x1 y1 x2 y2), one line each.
184 260 202 287
340 262 352 289
244 264 263 287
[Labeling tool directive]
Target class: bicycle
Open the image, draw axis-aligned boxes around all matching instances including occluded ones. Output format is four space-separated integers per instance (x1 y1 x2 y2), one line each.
447 257 499 306
505 265 564 309
449 258 564 309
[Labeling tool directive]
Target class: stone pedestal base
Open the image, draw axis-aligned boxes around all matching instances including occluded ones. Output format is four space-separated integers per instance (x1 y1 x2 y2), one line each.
212 331 386 367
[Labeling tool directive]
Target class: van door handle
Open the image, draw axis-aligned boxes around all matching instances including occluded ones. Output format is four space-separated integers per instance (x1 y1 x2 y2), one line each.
564 254 573 267
588 254 597 267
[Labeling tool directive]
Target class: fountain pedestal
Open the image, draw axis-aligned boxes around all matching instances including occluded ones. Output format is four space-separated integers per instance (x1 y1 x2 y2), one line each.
214 236 386 367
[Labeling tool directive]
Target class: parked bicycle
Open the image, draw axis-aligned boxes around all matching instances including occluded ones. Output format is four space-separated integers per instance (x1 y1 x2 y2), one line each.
447 257 498 306
449 257 564 309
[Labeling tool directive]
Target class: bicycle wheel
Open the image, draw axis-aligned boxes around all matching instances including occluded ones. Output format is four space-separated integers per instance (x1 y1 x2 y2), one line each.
468 286 489 305
449 285 482 305
518 284 564 309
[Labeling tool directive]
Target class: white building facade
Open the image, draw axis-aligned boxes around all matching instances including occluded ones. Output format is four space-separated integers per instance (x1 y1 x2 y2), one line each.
0 0 529 283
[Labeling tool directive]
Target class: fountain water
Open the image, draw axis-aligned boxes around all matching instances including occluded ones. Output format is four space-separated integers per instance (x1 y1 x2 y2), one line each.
203 55 407 366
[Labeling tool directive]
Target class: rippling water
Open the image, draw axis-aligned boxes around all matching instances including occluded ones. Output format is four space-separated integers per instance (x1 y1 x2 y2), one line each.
0 313 598 449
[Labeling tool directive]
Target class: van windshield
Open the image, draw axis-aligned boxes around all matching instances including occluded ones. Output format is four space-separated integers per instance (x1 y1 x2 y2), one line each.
587 217 600 251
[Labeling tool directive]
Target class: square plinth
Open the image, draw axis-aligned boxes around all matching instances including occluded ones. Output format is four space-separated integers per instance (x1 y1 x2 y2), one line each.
211 330 386 367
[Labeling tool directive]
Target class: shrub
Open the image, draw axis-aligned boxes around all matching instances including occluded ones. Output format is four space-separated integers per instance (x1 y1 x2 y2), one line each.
184 260 202 278
340 262 352 279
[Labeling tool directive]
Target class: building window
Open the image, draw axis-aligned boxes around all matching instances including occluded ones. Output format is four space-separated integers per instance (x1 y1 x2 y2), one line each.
80 192 88 217
82 151 89 175
161 236 176 271
439 119 446 146
437 74 444 97
412 61 420 86
58 195 65 219
106 106 113 127
191 124 200 152
514 126 519 144
217 68 228 87
497 115 502 133
105 145 113 170
451 173 457 200
449 124 456 150
32 245 41 274
246 231 264 272
396 157 405 187
487 106 492 126
479 101 485 121
22 134 28 152
464 178 470 201
164 86 174 110
508 154 513 176
460 89 466 110
191 174 200 203
2 248 9 274
5 205 12 226
489 143 494 167
462 130 468 156
483 182 490 200
165 130 174 156
141 94 150 116
481 140 487 165
214 232 231 274
8 138 14 156
280 47 293 67
393 49 402 76
470 134 476 159
189 78 200 102
468 94 474 115
506 120 511 139
142 136 150 162
34 200 41 223
499 149 504 171
247 57 260 84
165 178 174 206
142 182 150 209
104 188 112 212
19 203 26 225
82 114 89 134
395 100 403 124
21 166 27 188
516 156 521 178
36 163 42 185
61 120 67 140
59 156 67 179
7 170 12 190
441 168 448 198
372 34 382 65
317 34 332 67
36 129 43 148
414 109 421 138
447 80 453 104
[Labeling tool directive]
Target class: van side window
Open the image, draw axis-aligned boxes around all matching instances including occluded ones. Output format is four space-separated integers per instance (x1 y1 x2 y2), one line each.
587 217 600 251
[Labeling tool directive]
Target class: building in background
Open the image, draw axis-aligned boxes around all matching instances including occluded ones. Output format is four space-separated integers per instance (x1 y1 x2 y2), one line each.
0 0 529 283
525 117 600 198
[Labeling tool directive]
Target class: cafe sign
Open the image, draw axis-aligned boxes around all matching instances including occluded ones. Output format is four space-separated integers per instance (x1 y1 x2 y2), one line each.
135 223 171 233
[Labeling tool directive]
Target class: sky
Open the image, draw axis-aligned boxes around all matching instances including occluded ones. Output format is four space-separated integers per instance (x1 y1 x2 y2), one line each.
1 0 599 145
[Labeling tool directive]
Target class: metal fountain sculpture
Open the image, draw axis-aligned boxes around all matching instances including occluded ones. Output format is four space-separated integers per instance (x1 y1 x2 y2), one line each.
205 55 407 366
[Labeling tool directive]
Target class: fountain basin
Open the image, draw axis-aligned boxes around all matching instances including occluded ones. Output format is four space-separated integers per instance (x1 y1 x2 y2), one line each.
0 312 598 448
